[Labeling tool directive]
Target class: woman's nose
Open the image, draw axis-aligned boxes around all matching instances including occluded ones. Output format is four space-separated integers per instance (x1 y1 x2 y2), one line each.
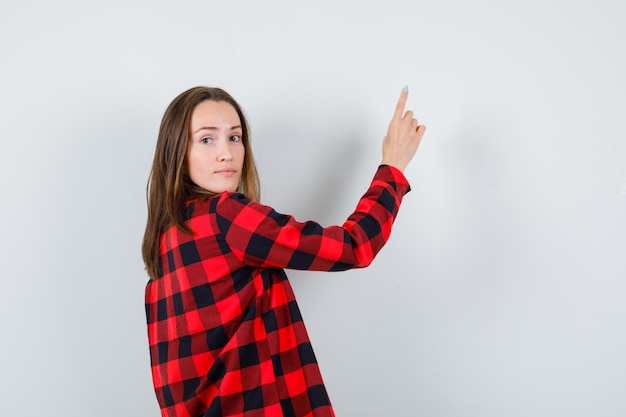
217 143 233 161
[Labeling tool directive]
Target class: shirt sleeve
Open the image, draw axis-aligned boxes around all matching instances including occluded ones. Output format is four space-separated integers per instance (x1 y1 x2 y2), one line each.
214 165 411 271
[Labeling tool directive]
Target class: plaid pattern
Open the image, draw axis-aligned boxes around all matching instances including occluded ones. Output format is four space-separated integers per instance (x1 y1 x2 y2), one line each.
146 165 410 417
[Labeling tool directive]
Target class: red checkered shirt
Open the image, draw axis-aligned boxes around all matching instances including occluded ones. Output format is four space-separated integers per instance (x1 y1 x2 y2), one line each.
146 165 411 417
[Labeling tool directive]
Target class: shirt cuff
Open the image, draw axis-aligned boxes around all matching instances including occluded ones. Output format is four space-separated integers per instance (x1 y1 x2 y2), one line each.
376 164 411 196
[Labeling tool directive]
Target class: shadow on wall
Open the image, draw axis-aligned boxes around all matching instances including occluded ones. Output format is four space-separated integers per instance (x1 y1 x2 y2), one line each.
252 98 371 226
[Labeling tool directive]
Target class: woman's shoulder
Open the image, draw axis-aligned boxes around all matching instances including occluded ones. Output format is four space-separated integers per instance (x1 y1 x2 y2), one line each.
187 192 256 216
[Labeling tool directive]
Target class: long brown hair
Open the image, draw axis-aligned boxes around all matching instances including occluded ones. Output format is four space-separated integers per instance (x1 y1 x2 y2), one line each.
142 87 260 280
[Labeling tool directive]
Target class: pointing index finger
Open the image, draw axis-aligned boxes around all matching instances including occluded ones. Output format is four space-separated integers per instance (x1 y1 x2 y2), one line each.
394 86 409 120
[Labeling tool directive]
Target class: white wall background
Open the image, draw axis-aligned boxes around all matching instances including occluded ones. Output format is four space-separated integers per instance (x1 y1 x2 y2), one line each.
1 1 624 416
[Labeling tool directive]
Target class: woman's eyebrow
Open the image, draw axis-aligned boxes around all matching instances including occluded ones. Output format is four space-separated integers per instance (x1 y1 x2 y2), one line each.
193 125 242 134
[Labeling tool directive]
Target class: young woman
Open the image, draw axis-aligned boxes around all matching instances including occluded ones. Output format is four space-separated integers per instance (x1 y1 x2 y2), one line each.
142 86 426 417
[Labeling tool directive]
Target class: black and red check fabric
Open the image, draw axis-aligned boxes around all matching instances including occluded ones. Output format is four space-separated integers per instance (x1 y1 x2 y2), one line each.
145 165 411 417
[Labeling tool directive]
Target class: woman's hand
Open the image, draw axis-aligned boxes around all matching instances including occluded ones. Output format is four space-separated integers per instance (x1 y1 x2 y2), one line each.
380 87 426 172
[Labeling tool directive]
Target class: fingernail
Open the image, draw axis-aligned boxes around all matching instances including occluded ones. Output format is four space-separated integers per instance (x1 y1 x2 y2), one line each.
403 85 409 93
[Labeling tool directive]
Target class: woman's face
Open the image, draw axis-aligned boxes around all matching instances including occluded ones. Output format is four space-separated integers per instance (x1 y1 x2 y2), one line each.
186 100 245 194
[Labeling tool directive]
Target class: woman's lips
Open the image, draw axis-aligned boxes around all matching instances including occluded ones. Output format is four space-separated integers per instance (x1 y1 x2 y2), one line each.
216 169 236 177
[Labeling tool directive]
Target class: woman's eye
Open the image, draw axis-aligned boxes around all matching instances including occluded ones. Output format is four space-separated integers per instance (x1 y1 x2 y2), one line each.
200 137 212 144
230 135 241 142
